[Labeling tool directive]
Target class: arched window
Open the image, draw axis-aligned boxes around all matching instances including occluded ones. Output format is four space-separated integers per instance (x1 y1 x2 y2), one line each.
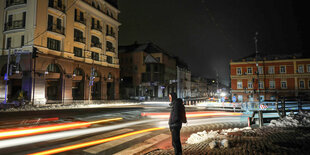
73 68 84 76
47 64 61 73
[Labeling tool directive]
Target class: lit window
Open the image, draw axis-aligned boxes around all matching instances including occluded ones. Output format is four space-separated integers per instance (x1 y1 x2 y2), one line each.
247 67 252 74
248 82 253 89
258 81 264 89
281 81 287 89
299 80 305 89
269 80 275 89
280 66 286 73
298 65 304 73
258 66 263 74
268 66 274 74
236 68 242 75
237 81 242 89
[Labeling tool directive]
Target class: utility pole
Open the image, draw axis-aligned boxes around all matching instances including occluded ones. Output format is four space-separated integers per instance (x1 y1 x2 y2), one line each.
255 32 263 127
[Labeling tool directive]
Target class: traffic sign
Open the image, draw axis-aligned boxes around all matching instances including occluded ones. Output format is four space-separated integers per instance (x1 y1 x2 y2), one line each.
232 96 236 103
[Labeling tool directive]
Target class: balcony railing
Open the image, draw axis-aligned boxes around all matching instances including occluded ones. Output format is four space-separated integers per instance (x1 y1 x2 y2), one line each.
81 0 118 20
4 20 25 31
48 0 66 13
74 16 86 25
74 37 86 44
6 0 27 8
106 32 116 38
106 47 115 52
91 24 102 32
47 24 65 35
91 42 102 48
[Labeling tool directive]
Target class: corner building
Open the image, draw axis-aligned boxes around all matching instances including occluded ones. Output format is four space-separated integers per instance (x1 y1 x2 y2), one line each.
0 0 121 104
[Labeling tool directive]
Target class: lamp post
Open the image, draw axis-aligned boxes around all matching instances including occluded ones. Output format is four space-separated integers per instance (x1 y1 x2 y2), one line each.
4 49 11 104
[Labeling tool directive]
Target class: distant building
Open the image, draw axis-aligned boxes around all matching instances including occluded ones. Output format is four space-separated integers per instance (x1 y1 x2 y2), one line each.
230 52 310 102
119 42 177 100
0 0 121 104
176 58 191 98
191 75 208 98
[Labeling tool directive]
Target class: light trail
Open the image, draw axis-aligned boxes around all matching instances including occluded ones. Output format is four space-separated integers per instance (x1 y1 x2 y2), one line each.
0 119 157 149
141 111 243 119
29 127 165 155
0 118 122 140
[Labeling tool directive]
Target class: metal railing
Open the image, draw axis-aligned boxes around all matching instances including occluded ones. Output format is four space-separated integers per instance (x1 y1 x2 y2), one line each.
91 24 102 32
74 37 86 44
74 16 86 25
106 32 116 38
6 0 27 8
91 42 102 48
48 0 66 13
4 20 25 31
106 47 115 52
81 0 118 21
47 24 65 35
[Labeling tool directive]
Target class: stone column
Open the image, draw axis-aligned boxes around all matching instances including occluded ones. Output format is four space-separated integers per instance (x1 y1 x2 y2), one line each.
101 78 107 100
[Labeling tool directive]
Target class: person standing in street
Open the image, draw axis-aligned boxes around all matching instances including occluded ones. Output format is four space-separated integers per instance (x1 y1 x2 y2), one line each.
168 93 187 155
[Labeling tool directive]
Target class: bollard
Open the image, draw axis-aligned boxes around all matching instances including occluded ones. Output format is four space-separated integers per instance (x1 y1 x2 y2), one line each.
258 110 263 127
281 97 286 118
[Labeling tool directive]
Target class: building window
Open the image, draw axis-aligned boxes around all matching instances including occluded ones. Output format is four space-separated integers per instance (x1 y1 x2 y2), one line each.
21 35 24 46
6 37 12 49
247 67 252 74
269 80 275 89
268 66 274 74
299 80 305 89
307 64 310 73
258 66 263 74
91 52 99 61
258 81 264 89
74 47 82 57
91 35 101 48
281 81 287 89
107 56 113 64
237 81 242 89
237 95 243 102
298 65 304 73
74 29 84 43
280 66 286 73
236 67 242 75
248 82 253 89
106 41 114 52
47 37 60 51
47 64 60 73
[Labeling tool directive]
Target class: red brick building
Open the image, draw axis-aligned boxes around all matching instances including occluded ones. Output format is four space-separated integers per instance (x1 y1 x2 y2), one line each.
230 53 310 102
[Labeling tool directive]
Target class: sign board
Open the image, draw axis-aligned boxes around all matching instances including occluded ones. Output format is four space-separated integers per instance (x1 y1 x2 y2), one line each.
232 96 236 103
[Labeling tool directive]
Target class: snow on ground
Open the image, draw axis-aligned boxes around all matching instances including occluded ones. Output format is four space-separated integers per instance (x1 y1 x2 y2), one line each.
268 111 310 127
186 127 252 145
0 102 140 112
187 111 310 149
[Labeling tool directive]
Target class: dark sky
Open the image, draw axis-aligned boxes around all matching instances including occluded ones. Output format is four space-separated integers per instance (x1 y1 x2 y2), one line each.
118 0 308 85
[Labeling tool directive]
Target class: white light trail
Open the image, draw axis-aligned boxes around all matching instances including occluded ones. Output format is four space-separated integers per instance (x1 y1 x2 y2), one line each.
0 119 157 149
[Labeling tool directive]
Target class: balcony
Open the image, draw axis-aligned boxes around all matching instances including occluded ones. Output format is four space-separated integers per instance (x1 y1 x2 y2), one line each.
47 24 65 35
6 0 27 8
106 47 115 52
4 20 25 31
74 16 86 25
48 0 66 13
81 0 118 21
91 42 102 49
74 37 86 44
106 32 116 38
91 24 102 32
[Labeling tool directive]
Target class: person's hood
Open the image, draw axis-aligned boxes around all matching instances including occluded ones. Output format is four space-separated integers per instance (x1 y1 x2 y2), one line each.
169 93 177 106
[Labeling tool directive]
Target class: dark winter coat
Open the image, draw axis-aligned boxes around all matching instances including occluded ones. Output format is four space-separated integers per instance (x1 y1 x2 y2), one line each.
169 98 187 127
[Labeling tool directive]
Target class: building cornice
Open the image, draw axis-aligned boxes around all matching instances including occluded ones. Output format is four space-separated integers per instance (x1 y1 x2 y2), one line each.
230 58 310 65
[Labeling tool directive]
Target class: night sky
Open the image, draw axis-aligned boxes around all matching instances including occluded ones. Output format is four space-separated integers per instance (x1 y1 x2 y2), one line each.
118 0 308 86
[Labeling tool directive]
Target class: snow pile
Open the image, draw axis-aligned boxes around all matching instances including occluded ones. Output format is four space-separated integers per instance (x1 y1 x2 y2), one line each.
269 112 310 127
186 130 219 144
186 127 252 145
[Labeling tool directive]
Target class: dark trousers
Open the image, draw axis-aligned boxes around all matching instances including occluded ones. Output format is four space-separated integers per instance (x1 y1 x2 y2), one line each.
170 125 182 155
